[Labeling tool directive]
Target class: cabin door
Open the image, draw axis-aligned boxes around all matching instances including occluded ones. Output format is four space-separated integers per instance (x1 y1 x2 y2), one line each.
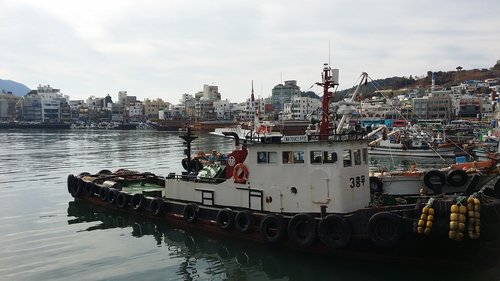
310 170 330 204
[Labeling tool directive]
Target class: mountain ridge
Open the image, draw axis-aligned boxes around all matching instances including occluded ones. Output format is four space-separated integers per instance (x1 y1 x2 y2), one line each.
0 79 31 96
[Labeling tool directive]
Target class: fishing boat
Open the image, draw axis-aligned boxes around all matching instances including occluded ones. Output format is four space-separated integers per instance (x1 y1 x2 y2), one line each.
369 159 500 196
367 128 458 158
67 64 500 259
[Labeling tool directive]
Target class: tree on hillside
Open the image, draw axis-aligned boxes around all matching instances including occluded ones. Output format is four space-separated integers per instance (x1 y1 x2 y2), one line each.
493 60 500 71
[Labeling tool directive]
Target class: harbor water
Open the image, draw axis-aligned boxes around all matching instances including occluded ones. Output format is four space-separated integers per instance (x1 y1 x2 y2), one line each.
1 129 500 281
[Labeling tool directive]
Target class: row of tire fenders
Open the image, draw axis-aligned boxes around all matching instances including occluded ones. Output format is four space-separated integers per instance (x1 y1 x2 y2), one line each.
369 169 470 193
67 174 404 249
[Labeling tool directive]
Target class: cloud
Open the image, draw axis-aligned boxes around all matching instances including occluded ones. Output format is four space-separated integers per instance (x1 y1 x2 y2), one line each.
0 0 499 103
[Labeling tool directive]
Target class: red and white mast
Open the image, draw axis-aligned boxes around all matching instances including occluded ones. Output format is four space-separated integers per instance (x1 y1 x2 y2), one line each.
317 63 339 140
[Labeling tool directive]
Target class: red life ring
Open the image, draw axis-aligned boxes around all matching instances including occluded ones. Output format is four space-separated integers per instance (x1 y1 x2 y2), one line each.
256 125 268 134
233 163 249 184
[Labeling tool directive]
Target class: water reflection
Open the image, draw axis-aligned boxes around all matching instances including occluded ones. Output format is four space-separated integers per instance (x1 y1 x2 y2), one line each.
67 200 500 281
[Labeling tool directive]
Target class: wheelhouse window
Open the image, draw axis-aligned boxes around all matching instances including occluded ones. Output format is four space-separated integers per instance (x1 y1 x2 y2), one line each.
257 151 277 164
310 151 322 164
323 151 337 164
353 149 361 166
311 151 338 164
343 149 352 167
283 151 304 164
362 148 368 164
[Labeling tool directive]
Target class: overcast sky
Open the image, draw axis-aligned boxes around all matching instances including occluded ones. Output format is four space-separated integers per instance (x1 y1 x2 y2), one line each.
1 0 499 104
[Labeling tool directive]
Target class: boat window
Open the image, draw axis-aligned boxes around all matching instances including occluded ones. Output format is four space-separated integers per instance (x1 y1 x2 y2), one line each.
362 148 368 164
283 151 293 164
293 151 304 163
257 151 278 164
323 151 337 164
343 149 352 167
268 152 277 163
353 149 361 166
310 151 322 164
282 151 304 164
257 152 268 163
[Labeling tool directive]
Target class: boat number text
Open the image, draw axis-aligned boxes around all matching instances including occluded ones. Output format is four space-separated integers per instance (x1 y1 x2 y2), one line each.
349 175 365 188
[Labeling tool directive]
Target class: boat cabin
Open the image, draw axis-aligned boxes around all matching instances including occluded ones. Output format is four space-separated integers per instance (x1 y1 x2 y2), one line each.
164 133 371 215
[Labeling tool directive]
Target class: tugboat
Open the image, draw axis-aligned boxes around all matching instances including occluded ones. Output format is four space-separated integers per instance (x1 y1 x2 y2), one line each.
67 64 500 259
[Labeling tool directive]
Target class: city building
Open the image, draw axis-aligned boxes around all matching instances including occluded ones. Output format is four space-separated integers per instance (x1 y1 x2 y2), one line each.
271 80 300 111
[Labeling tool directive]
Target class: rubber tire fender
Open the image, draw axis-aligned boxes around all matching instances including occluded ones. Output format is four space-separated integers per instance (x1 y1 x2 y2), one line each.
260 214 286 244
367 212 403 248
97 169 112 176
369 176 384 193
116 192 129 209
216 208 235 230
84 182 95 196
149 197 164 216
107 188 120 204
98 186 110 201
70 177 84 198
67 174 76 194
447 169 469 187
423 170 446 191
235 210 255 233
287 213 317 248
183 203 199 223
318 214 352 249
131 194 146 211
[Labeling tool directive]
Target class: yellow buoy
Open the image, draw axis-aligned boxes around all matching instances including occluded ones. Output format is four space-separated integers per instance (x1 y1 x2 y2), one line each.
420 214 427 221
459 205 467 215
422 206 429 214
427 215 434 222
424 227 431 235
450 213 459 221
428 208 435 216
449 221 458 230
459 214 466 223
451 204 459 213
418 219 425 227
458 222 465 232
449 230 457 240
417 226 424 235
426 221 433 228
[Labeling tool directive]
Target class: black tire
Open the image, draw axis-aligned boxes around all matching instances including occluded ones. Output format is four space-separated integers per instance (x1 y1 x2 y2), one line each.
181 158 190 171
70 178 84 198
150 198 164 216
369 176 383 193
183 203 199 223
423 170 446 194
318 214 352 249
99 186 110 201
67 174 76 194
131 194 146 211
84 182 95 196
447 169 469 187
116 192 129 209
260 214 286 244
107 188 119 204
367 212 403 248
288 213 317 248
216 208 235 230
235 211 254 233
97 169 112 176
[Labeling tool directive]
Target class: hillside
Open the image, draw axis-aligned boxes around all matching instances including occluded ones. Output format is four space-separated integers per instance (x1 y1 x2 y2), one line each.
336 61 500 99
0 79 31 96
